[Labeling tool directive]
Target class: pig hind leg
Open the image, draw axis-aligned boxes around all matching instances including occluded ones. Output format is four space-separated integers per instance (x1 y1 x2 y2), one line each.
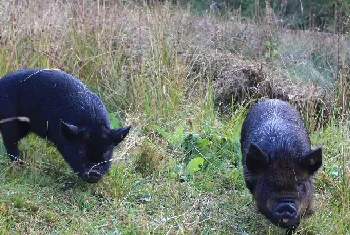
0 121 30 162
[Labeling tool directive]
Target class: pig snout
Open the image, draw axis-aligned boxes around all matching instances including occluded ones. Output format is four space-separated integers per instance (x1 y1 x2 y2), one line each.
82 166 103 183
274 202 297 219
274 200 299 228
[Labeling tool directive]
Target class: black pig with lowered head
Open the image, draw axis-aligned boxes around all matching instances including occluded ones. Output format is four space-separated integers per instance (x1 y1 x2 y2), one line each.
0 68 130 183
241 99 322 229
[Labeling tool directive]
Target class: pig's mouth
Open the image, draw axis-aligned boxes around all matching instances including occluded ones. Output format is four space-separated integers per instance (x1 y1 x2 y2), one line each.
270 200 301 228
277 217 300 229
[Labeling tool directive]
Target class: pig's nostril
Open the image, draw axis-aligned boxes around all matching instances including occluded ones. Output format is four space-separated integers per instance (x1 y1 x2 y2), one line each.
88 170 101 178
274 203 297 219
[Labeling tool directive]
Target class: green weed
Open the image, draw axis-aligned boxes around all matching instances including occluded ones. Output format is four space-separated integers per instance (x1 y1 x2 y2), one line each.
0 1 349 234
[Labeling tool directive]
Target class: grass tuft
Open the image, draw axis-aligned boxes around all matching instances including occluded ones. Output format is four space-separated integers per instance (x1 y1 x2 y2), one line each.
0 0 349 234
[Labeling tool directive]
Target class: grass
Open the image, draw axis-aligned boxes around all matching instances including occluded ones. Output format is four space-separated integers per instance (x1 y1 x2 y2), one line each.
0 0 350 234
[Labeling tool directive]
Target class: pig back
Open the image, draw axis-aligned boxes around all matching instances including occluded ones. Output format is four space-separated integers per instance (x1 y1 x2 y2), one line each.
241 99 311 165
0 68 110 140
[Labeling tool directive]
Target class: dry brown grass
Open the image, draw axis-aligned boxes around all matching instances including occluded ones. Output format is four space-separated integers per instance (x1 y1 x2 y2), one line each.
0 0 347 119
0 1 350 234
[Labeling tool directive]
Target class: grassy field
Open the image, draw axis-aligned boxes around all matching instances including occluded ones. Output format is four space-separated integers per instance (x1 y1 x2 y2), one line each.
0 1 350 234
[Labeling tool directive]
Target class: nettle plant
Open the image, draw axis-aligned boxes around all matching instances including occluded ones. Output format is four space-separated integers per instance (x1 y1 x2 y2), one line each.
153 121 241 183
263 36 279 64
109 112 125 129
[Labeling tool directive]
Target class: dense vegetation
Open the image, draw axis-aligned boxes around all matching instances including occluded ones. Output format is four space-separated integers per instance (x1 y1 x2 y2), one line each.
186 0 350 32
0 0 349 234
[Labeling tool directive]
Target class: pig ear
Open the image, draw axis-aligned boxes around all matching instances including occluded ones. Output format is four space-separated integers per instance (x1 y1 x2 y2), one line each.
246 143 269 174
109 125 131 146
60 121 83 141
299 147 322 175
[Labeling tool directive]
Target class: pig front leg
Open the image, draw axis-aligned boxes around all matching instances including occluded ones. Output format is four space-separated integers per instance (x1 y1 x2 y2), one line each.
0 120 31 163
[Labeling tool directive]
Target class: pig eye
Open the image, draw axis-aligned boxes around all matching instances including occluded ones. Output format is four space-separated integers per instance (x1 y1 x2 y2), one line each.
262 180 275 190
99 149 110 159
78 149 85 156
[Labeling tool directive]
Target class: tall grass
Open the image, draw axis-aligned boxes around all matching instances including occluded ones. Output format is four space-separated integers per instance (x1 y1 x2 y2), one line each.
0 0 349 234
